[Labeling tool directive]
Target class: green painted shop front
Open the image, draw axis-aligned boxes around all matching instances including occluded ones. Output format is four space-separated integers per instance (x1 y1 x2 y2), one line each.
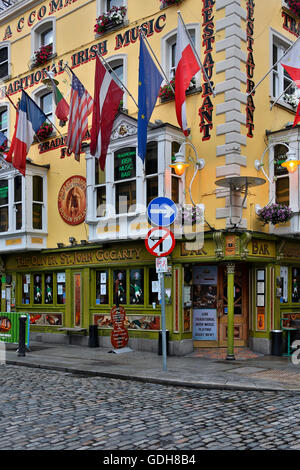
2 233 300 355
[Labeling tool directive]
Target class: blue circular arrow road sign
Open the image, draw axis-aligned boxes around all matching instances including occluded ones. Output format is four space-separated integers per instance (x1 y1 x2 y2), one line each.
147 197 178 227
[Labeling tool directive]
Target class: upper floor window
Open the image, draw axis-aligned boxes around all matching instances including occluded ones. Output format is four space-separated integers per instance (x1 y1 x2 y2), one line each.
40 91 53 123
272 35 299 108
107 0 124 8
274 144 289 206
0 107 8 136
31 18 56 61
107 56 126 109
162 26 200 88
0 43 10 80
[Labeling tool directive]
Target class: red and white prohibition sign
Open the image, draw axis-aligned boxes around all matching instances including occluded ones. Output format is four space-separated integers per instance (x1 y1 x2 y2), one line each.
145 227 175 257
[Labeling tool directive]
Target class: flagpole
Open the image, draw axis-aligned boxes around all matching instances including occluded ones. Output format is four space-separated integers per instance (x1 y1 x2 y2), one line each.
270 82 294 110
248 35 300 97
140 30 175 93
4 92 18 111
178 10 216 98
94 54 139 110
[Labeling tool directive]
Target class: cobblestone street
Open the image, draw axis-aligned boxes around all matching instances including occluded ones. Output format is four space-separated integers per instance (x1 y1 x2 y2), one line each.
1 364 300 451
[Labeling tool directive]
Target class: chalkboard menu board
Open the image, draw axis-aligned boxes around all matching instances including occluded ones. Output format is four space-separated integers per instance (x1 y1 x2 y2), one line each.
114 147 136 181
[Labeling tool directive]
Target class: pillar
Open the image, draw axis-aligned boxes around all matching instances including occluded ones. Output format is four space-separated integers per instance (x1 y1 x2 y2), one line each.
226 263 235 360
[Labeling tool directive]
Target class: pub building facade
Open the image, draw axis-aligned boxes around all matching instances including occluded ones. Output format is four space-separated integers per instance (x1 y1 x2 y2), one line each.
1 0 300 355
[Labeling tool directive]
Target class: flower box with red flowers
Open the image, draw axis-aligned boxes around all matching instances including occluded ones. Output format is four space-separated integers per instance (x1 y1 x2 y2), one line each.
285 0 300 16
94 6 127 35
35 122 53 141
159 80 175 102
32 44 53 68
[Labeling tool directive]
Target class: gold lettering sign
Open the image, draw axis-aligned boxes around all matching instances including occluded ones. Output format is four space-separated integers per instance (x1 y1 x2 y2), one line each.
250 241 275 258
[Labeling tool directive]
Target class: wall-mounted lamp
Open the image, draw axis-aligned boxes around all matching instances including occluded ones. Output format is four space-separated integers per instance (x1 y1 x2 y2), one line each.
169 141 205 177
255 144 300 182
42 69 59 90
69 237 76 246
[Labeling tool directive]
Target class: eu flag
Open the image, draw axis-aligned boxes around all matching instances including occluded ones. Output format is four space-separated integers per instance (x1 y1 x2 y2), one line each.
138 35 163 162
0 131 7 147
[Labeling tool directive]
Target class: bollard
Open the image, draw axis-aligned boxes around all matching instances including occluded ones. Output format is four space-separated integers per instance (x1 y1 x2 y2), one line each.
18 315 27 357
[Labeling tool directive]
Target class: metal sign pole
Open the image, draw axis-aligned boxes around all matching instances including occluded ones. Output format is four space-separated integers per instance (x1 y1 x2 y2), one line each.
159 271 167 372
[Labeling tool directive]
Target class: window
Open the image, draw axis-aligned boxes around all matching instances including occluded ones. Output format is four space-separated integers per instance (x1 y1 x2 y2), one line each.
0 43 9 80
162 26 200 88
22 272 65 305
171 141 180 204
272 37 298 105
0 108 8 136
96 270 109 304
146 142 158 206
292 268 300 303
97 0 126 15
107 0 124 9
32 175 43 230
107 55 126 109
40 91 53 123
274 144 289 206
14 176 22 230
113 269 126 304
31 18 56 58
114 147 136 214
95 162 106 217
130 269 144 304
0 179 8 232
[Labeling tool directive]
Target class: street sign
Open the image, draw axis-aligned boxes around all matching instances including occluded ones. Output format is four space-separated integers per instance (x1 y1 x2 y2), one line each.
145 227 175 257
147 197 178 227
156 257 168 273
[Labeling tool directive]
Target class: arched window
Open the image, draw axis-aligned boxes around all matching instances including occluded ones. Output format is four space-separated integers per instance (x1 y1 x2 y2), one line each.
31 18 56 60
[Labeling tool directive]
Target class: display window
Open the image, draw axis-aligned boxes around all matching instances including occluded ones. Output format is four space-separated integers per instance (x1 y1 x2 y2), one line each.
292 268 300 303
96 270 109 304
21 272 66 306
130 269 144 305
113 269 127 304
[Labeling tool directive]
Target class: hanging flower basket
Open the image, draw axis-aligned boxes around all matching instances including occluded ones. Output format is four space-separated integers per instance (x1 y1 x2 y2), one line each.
94 6 127 35
285 0 300 16
159 79 175 101
32 44 53 67
160 0 182 8
35 122 53 140
283 92 299 108
257 203 293 225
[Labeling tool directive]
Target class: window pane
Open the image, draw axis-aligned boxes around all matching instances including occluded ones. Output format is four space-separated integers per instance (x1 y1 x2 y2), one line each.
96 270 109 304
145 141 158 175
14 176 22 202
107 0 123 9
114 147 136 181
276 177 289 205
95 160 106 185
292 268 300 303
147 177 158 206
44 273 53 304
33 274 42 304
113 270 126 304
57 272 66 304
22 274 31 304
111 63 123 88
0 179 8 205
15 203 22 230
130 269 144 305
116 181 136 214
172 176 179 204
0 110 7 133
0 62 8 79
0 206 8 232
33 203 42 229
41 28 53 47
96 187 106 217
0 47 8 63
41 92 52 117
33 176 43 202
149 268 159 305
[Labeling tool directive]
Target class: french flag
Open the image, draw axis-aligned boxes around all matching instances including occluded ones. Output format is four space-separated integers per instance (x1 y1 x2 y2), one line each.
90 55 124 171
10 91 48 176
175 15 200 136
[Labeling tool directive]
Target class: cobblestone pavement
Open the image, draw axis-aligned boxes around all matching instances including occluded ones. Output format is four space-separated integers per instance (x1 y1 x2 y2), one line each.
1 364 300 451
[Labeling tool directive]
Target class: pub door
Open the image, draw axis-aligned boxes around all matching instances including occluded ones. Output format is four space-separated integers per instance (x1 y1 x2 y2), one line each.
218 264 249 347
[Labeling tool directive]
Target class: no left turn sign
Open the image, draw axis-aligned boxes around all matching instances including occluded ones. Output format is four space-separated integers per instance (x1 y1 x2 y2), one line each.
145 227 175 257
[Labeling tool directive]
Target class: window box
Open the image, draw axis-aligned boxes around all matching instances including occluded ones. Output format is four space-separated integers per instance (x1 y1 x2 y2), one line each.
31 44 54 68
35 122 53 141
284 0 300 16
94 6 127 35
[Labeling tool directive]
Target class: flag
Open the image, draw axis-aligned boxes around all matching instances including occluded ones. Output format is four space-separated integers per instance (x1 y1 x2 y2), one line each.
8 91 48 176
293 101 300 127
67 71 93 161
138 35 163 162
175 15 200 136
90 55 123 170
281 40 300 88
45 70 69 125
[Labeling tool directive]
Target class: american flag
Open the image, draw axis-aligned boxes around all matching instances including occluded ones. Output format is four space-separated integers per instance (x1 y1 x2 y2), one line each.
67 72 93 161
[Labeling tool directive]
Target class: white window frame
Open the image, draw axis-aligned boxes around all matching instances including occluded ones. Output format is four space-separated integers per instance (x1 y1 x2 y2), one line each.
97 0 127 17
31 17 56 60
0 103 9 140
0 42 11 81
270 29 299 111
161 24 201 87
31 85 54 130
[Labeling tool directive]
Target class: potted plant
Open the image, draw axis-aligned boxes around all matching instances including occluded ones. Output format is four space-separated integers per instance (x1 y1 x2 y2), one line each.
31 44 53 68
160 0 182 8
283 91 299 109
94 6 127 35
257 203 293 225
159 79 175 102
35 121 53 141
285 0 300 16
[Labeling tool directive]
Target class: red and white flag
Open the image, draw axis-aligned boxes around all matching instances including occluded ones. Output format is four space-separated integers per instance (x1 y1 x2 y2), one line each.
281 40 300 88
67 72 93 161
175 15 200 136
90 55 124 171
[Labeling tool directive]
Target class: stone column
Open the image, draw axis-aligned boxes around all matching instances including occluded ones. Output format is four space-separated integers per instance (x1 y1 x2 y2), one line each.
226 263 235 360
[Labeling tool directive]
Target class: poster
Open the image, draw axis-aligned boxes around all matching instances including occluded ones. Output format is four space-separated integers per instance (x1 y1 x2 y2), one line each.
193 309 217 341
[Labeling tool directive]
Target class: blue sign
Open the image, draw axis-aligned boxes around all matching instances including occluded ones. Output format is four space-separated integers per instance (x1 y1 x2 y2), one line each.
147 197 178 227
